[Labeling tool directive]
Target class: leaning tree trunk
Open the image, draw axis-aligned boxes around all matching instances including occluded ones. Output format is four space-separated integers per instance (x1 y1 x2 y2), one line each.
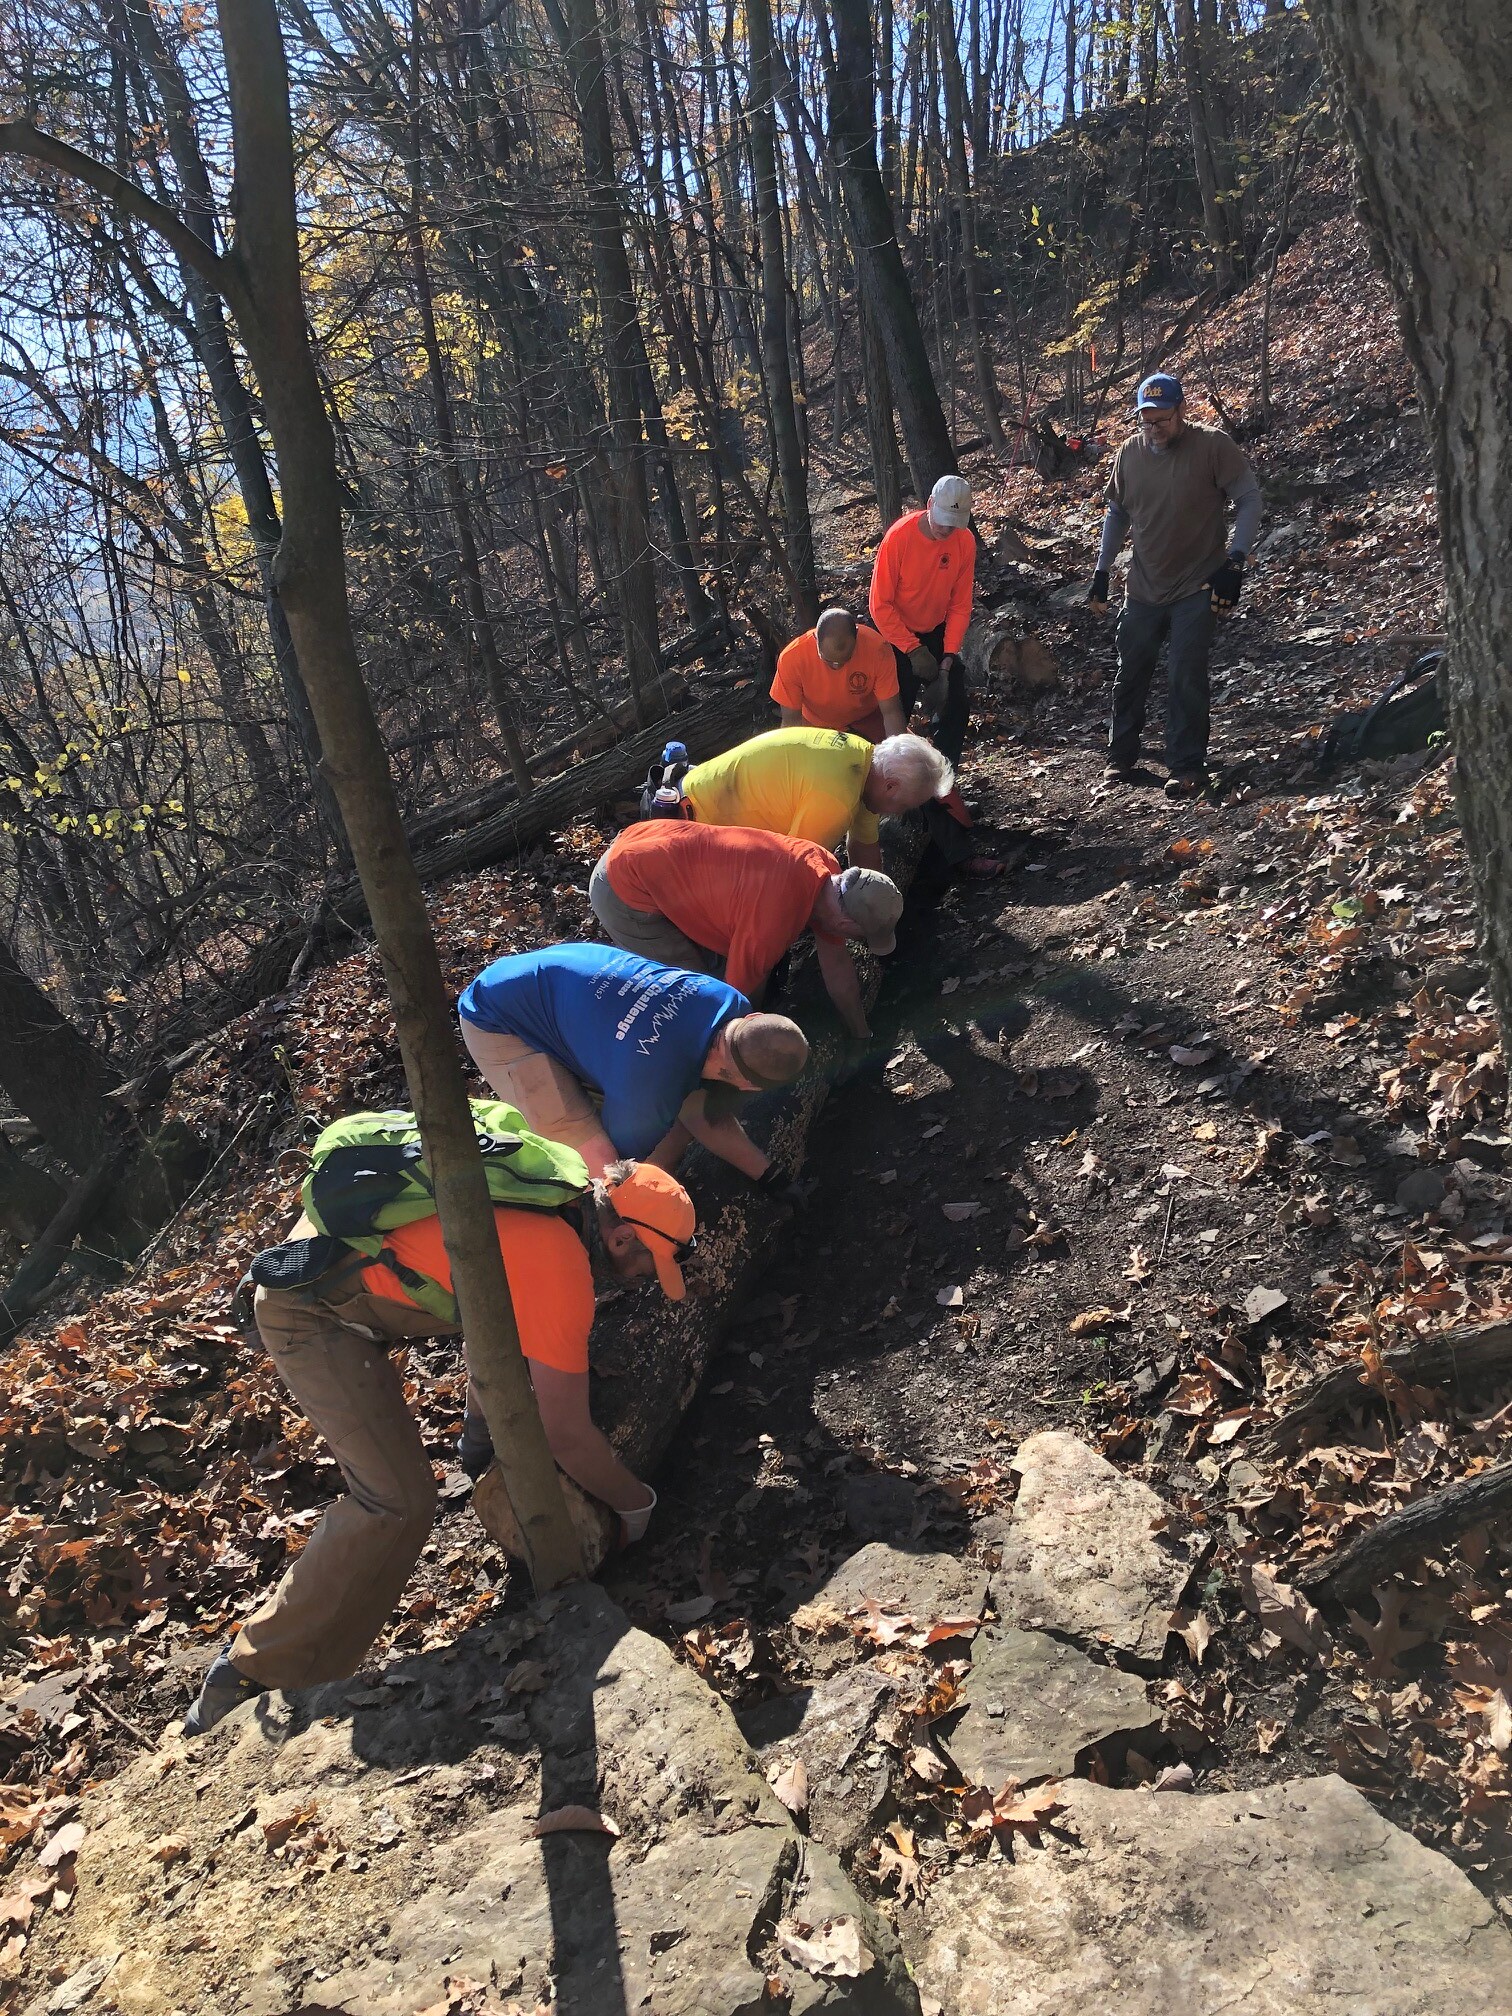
1306 5 1512 1060
0 935 123 1175
826 0 959 499
5 7 584 1587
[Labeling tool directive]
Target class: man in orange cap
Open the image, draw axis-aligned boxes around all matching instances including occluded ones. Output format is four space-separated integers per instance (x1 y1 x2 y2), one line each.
185 1153 693 1733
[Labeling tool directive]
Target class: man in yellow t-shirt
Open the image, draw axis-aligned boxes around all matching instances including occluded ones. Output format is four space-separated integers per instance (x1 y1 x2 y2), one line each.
678 726 952 873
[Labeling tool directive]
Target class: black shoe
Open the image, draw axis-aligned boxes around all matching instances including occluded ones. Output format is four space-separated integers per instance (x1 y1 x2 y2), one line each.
457 1420 495 1480
1164 770 1206 800
184 1646 266 1736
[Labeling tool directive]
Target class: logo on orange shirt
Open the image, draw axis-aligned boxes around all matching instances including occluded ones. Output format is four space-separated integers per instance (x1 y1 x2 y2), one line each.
846 669 869 694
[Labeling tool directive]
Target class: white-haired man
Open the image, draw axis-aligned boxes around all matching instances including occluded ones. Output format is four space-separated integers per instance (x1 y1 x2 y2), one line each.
673 725 952 874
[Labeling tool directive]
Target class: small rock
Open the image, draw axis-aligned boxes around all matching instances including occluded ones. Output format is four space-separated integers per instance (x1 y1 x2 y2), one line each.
744 1666 896 1861
940 1629 1157 1786
1395 1167 1448 1216
812 1543 989 1627
1243 1285 1290 1326
1423 958 1487 999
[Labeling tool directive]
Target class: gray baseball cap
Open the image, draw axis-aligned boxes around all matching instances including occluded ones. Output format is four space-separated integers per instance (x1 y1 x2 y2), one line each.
837 866 904 956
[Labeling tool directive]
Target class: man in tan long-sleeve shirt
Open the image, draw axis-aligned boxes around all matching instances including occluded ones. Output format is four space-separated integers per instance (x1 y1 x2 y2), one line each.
1088 374 1261 799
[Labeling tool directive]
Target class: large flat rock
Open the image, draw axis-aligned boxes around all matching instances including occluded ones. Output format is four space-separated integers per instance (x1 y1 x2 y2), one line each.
745 1663 897 1862
939 1626 1158 1787
14 1587 919 2016
991 1431 1209 1669
912 1775 1512 2015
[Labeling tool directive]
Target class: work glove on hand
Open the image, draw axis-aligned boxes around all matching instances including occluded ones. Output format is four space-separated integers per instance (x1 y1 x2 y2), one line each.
616 1485 657 1547
1087 569 1110 612
908 642 941 687
755 1163 808 1211
1208 555 1245 611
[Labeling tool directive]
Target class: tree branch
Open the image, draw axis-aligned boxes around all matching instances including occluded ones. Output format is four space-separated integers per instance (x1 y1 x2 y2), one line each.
0 118 246 319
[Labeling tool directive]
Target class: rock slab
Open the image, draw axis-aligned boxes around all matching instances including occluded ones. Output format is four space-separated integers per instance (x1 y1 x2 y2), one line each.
811 1543 990 1627
991 1430 1209 1669
913 1774 1512 2014
746 1664 897 1862
15 1587 918 2016
940 1627 1158 1787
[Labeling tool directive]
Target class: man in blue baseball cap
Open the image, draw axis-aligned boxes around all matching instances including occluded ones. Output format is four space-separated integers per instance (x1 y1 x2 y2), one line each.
1087 373 1261 798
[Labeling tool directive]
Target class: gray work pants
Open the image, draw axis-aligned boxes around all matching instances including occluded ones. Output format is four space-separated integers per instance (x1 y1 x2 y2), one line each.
1107 590 1217 775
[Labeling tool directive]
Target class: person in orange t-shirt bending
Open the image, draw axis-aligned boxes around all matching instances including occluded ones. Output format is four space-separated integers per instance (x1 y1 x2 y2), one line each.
590 821 904 1038
869 473 1002 879
771 608 904 742
184 1156 694 1735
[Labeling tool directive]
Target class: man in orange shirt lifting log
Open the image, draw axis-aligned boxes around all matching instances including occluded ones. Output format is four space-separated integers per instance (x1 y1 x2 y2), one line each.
590 820 904 1039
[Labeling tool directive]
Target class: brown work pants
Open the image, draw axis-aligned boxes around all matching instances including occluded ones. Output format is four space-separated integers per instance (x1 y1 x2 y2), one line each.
231 1265 458 1691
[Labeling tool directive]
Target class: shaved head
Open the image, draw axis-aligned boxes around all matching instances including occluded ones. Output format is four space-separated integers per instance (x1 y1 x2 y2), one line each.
815 606 858 668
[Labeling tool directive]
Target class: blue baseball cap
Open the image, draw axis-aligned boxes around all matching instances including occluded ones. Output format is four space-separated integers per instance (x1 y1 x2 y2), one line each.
1136 373 1183 411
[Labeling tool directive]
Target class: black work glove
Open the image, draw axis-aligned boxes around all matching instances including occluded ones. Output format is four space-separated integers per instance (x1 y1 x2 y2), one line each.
1208 555 1245 611
755 1164 808 1210
1088 569 1110 610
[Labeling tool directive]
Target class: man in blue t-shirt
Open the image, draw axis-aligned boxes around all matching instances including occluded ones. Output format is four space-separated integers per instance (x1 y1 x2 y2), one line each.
458 944 809 1189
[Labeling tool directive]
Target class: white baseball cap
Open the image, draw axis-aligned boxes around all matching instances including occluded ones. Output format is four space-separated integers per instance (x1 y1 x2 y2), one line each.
927 474 973 532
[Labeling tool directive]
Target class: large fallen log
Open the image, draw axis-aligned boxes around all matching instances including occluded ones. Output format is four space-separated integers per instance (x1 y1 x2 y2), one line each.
476 819 928 1565
1296 1459 1512 1603
1254 1321 1512 1458
148 680 770 1055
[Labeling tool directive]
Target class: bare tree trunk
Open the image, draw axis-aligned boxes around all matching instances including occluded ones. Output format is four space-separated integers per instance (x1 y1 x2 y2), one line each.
938 0 1009 453
747 0 818 624
1172 0 1241 292
860 288 906 533
542 0 667 725
825 0 958 497
0 934 122 1175
404 191 533 793
1306 3 1512 1061
0 9 582 1584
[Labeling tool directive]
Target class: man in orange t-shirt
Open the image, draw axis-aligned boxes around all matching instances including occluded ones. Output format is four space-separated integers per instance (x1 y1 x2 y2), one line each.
185 1157 694 1733
590 821 904 1038
869 474 1000 879
771 607 904 742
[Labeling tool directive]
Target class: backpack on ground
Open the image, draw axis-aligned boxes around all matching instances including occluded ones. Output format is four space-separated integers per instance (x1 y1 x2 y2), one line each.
253 1100 591 1323
639 739 694 819
1316 650 1447 772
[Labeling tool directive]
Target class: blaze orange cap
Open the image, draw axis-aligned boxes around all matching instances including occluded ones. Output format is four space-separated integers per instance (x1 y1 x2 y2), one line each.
612 1163 698 1301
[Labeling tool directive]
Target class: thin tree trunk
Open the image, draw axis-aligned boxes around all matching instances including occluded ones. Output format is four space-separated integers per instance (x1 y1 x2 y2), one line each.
404 200 533 793
1 11 586 1586
747 0 818 624
938 0 1009 452
825 0 958 497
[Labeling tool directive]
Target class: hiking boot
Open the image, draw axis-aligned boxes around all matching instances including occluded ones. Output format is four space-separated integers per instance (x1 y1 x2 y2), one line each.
183 1645 266 1737
457 1416 495 1481
1102 763 1135 786
1164 770 1206 800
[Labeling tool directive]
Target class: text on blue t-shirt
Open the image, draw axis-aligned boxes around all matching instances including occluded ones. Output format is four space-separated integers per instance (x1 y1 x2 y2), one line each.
458 943 748 1159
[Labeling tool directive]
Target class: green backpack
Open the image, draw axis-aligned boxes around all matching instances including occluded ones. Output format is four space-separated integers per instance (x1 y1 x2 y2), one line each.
300 1100 591 1322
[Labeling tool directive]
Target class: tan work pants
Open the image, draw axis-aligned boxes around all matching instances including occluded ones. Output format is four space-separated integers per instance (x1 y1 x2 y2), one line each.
458 1021 608 1157
232 1267 457 1690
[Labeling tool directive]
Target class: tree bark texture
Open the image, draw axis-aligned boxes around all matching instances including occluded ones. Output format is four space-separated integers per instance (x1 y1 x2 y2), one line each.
1306 4 1512 1061
746 0 819 625
543 0 667 725
213 0 581 1587
0 935 123 1174
826 0 959 498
